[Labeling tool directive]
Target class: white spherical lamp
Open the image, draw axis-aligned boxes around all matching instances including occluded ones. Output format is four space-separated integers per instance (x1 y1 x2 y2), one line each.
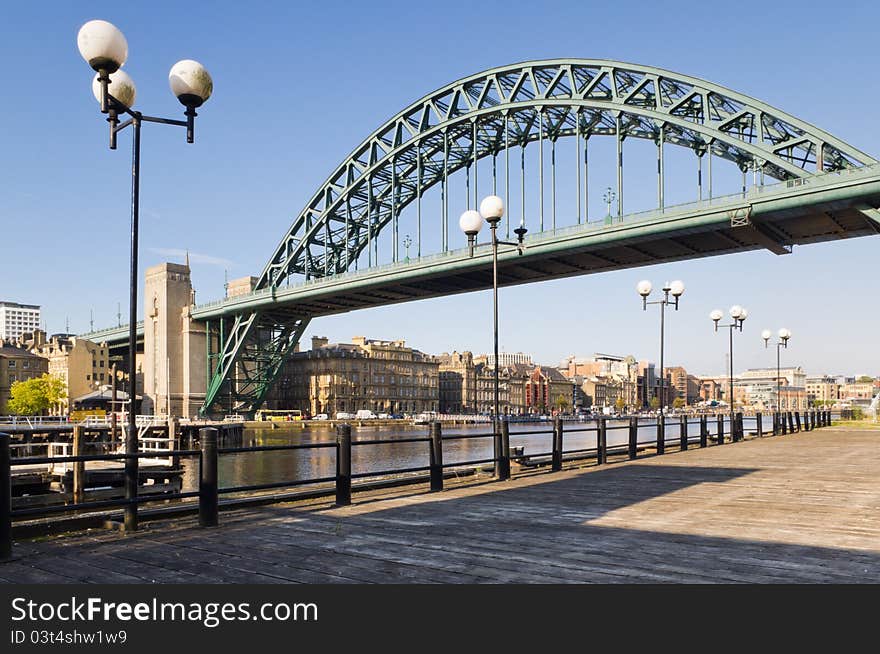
669 280 685 297
729 305 743 319
169 59 213 107
739 307 749 321
479 195 504 223
92 69 136 108
709 309 723 322
458 210 484 236
636 280 652 297
77 20 128 73
761 329 772 341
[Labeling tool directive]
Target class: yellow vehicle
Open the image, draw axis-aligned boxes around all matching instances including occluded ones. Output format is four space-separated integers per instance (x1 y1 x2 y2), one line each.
255 409 304 422
70 409 107 422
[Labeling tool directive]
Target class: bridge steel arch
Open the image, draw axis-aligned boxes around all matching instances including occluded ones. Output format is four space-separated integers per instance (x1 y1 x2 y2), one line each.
202 59 876 415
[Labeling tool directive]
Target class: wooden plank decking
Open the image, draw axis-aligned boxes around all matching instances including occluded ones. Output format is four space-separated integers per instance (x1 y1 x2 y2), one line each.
2 428 879 583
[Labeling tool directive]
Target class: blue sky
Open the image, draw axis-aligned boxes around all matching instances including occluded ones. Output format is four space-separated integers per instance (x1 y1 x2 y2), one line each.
1 0 877 377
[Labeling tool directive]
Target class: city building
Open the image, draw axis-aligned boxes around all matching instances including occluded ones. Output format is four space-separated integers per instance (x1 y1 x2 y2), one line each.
560 354 637 408
666 366 690 404
33 334 111 415
525 366 574 414
477 352 533 367
0 302 41 341
438 351 476 413
806 375 840 406
0 343 49 413
266 335 439 416
736 367 808 411
697 377 723 403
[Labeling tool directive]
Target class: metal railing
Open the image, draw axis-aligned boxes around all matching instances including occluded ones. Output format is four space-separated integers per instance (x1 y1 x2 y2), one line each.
0 409 834 558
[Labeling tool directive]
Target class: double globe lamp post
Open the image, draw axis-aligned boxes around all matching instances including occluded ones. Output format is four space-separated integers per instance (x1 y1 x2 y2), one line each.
636 280 685 413
762 328 792 427
710 305 748 442
460 196 526 477
77 19 213 531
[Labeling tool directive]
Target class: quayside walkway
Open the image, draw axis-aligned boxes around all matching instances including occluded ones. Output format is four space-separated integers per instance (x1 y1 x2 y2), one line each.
1 428 878 583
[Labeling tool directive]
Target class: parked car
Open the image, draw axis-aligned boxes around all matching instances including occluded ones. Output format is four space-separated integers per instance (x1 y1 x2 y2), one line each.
314 413 329 421
356 409 377 419
377 412 390 419
335 412 354 420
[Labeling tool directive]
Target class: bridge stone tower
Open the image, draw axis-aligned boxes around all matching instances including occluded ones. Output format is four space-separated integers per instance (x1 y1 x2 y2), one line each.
143 261 208 418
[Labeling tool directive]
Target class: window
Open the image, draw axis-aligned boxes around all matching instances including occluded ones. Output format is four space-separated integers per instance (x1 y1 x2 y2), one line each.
86 374 91 381
9 374 16 382
100 360 104 368
7 360 15 368
22 360 29 369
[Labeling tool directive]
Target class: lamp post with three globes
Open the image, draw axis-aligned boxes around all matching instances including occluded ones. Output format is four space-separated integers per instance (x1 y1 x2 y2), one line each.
710 305 749 442
636 280 685 413
77 19 213 531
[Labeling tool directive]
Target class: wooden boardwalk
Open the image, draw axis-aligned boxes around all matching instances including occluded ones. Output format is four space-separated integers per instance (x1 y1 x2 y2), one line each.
2 428 879 583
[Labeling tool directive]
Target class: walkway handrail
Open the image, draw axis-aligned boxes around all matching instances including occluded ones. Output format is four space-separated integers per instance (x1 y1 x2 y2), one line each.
0 410 835 558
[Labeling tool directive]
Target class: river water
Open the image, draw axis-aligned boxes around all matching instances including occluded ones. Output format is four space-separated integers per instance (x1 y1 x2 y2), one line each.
178 416 761 493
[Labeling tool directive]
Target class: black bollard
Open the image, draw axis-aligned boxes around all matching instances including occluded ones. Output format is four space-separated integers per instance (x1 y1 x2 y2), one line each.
700 415 708 448
627 416 637 460
198 428 219 527
598 416 607 465
795 411 802 432
680 415 688 451
756 412 763 438
336 424 352 506
429 421 443 491
788 412 795 434
498 419 510 481
0 433 11 559
656 414 665 455
552 417 563 472
717 414 724 444
735 412 744 442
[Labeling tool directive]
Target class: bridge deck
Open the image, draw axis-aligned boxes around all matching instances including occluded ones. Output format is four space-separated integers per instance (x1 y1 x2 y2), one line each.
2 428 879 583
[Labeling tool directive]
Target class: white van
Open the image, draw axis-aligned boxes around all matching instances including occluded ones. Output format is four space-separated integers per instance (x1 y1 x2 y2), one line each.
356 409 377 419
335 412 354 420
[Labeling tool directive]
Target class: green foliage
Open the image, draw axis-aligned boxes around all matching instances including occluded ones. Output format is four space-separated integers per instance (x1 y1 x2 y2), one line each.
672 397 686 409
856 375 875 384
649 397 660 410
7 374 66 415
614 397 626 411
553 394 570 412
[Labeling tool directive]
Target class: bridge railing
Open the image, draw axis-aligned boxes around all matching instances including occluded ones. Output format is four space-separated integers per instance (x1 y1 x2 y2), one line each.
0 409 835 556
189 162 880 318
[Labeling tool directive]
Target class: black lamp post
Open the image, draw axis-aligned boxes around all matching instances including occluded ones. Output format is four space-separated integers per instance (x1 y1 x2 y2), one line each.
77 19 212 532
762 328 792 416
460 196 526 474
636 280 684 412
711 305 749 442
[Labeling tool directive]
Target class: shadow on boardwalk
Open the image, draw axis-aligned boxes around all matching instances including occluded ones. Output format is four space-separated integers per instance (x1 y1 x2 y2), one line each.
3 451 879 583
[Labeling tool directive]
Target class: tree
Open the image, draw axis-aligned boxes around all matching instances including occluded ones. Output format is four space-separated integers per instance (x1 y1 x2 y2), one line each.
553 394 570 413
649 397 660 410
857 375 875 384
672 397 686 409
614 397 626 412
6 374 66 416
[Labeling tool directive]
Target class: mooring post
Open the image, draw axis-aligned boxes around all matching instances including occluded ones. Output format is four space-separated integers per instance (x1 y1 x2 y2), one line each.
73 425 84 505
756 412 763 438
336 423 352 506
795 411 802 432
699 415 708 448
781 411 788 434
717 414 724 444
0 433 11 560
498 418 510 481
788 411 795 433
735 412 744 442
627 416 637 460
429 421 443 491
679 415 688 451
656 414 665 455
198 427 218 527
598 416 607 464
552 416 563 472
